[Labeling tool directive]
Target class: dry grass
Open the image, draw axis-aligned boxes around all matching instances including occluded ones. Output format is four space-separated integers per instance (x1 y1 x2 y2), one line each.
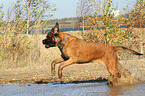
0 28 145 69
0 34 60 68
0 28 144 84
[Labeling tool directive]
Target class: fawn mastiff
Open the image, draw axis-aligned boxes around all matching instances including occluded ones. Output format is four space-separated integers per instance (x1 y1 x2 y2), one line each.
42 22 143 79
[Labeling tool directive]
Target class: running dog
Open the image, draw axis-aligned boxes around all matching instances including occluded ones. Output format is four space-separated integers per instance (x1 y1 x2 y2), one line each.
42 22 143 79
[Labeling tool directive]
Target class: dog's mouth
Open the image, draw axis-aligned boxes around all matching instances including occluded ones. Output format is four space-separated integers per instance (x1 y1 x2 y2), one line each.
45 44 50 48
45 43 56 48
42 39 50 48
42 39 56 48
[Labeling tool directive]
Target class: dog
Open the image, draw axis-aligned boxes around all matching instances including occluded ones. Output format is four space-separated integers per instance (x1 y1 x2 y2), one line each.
42 22 143 79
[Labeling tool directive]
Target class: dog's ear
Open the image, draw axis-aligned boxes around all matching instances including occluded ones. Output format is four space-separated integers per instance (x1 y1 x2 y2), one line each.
53 22 59 36
55 22 59 28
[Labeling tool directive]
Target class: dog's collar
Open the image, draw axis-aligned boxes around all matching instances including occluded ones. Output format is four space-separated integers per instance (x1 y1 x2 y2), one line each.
58 34 70 48
61 34 70 44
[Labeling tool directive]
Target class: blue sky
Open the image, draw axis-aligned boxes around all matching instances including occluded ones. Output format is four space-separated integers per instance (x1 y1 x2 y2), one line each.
0 0 137 20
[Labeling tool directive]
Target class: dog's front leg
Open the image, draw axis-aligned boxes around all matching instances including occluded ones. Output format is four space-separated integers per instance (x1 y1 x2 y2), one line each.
58 58 76 79
51 57 64 76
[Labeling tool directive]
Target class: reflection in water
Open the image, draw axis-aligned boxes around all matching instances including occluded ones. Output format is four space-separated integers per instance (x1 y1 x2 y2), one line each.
0 82 145 96
106 84 136 96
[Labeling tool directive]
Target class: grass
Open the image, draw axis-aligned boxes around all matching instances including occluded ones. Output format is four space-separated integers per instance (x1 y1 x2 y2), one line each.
0 29 144 84
0 34 60 69
0 28 145 69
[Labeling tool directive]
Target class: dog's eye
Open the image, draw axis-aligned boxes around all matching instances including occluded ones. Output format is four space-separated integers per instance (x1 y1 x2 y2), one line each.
48 37 53 41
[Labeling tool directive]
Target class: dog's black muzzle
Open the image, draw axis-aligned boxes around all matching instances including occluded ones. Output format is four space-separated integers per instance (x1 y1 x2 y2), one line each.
42 39 56 48
42 39 47 45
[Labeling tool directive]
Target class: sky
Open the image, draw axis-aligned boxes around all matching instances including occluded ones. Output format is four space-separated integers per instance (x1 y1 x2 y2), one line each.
0 0 138 20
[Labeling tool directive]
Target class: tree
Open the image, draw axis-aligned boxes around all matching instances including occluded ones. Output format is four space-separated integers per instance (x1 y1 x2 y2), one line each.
13 0 56 34
123 0 144 54
131 0 145 54
76 0 93 32
0 4 5 27
77 0 121 44
131 0 144 28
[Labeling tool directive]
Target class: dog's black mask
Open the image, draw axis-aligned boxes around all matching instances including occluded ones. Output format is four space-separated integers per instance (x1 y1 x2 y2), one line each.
42 22 59 48
42 35 56 48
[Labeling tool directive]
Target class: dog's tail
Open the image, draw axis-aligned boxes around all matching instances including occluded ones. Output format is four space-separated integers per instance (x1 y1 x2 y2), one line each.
113 46 143 55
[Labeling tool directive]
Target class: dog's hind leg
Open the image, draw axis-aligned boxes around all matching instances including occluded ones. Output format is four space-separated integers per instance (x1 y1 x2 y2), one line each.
103 57 121 78
51 57 64 76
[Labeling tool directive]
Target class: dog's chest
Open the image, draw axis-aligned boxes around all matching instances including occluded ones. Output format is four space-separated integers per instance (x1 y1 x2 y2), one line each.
59 46 69 60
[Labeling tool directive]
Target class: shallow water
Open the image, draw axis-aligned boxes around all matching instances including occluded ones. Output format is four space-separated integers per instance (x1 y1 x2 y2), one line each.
0 82 145 96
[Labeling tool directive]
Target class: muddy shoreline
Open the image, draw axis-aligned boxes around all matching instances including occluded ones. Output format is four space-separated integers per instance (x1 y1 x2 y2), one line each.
0 59 145 85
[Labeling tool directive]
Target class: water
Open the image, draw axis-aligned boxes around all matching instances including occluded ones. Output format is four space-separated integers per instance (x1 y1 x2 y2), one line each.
0 82 145 96
28 25 128 34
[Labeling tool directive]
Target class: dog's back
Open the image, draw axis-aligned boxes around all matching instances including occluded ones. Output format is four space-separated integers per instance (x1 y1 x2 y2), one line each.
58 33 115 63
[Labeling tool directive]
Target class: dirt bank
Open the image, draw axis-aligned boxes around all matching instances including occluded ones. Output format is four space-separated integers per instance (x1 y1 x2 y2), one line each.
0 58 145 84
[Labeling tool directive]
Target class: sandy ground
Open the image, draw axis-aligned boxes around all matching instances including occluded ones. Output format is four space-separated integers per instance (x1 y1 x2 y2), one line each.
0 58 145 84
